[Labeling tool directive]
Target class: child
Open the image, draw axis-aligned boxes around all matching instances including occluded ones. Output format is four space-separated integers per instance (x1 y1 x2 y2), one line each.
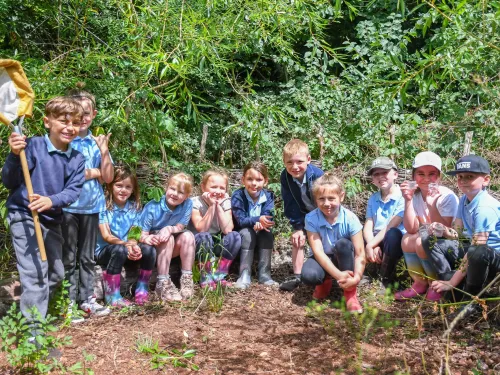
431 155 500 318
364 157 405 291
301 173 365 313
62 88 113 321
231 162 277 289
2 97 85 331
396 151 461 301
137 173 195 301
189 170 241 288
279 139 324 291
95 166 156 306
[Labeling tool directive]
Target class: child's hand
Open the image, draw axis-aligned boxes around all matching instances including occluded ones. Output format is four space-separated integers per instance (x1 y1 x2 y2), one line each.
337 271 359 290
8 133 27 155
259 215 274 229
127 244 142 261
291 230 306 248
373 246 382 263
400 181 415 201
431 280 453 293
202 192 217 206
365 244 375 263
91 133 111 152
254 222 264 232
28 194 53 212
214 192 228 204
143 235 160 246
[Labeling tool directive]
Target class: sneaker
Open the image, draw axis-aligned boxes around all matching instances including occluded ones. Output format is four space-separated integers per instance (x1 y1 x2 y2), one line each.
313 277 332 300
279 276 301 292
67 301 85 324
156 279 182 302
80 295 111 317
180 273 194 300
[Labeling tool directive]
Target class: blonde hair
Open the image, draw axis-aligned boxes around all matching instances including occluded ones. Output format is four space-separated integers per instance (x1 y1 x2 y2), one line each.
312 172 344 199
283 139 310 159
105 166 141 211
45 96 84 121
166 173 193 196
67 83 96 110
201 170 229 192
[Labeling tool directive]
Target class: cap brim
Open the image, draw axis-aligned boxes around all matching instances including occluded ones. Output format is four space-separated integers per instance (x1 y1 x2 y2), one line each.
367 166 396 175
446 170 458 176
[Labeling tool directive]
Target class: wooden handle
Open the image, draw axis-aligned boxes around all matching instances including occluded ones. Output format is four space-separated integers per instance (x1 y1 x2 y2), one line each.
19 148 47 262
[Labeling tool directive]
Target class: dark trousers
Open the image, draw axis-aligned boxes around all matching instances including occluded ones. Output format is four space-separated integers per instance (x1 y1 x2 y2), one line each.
195 231 241 260
381 228 403 259
301 238 354 286
464 245 500 295
62 212 99 302
96 243 157 275
239 227 274 251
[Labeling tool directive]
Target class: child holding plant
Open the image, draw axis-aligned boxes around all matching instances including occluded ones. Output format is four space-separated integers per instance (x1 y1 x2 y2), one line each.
301 173 365 313
137 173 195 302
431 155 500 319
189 170 241 288
231 162 277 289
95 166 156 306
396 151 461 302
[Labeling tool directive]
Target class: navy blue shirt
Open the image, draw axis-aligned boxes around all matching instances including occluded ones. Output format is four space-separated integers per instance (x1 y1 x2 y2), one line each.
1 136 85 224
231 187 274 230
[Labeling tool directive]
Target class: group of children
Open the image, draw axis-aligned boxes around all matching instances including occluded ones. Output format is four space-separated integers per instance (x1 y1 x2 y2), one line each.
3 92 499 337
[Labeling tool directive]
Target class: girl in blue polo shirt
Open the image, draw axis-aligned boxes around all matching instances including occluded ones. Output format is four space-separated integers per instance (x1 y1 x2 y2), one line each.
301 173 365 313
231 162 277 289
96 166 156 306
138 173 195 302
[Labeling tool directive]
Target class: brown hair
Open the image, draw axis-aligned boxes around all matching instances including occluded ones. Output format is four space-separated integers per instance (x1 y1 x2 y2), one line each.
67 83 96 110
45 96 84 121
166 173 193 196
105 166 141 211
283 139 310 159
201 170 229 192
243 161 269 181
312 172 344 199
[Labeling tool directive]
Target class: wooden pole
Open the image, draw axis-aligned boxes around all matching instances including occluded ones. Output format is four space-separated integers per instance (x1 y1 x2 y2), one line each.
462 131 473 156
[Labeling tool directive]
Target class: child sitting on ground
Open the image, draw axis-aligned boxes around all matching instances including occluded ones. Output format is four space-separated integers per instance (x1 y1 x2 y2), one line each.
396 151 461 302
364 157 405 292
96 166 156 306
231 162 277 289
301 173 365 312
189 170 241 288
137 173 195 302
2 97 85 333
63 88 113 322
431 155 500 319
279 139 324 292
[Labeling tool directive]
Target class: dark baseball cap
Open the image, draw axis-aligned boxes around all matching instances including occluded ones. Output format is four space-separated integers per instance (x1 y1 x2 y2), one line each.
446 155 491 176
367 157 398 176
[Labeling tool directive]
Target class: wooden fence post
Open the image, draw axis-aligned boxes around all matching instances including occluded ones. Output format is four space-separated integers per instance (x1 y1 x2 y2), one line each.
462 131 473 156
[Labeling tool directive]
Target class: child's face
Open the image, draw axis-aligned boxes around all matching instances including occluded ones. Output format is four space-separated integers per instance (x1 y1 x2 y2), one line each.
242 168 267 199
78 98 97 135
165 183 188 208
414 166 440 191
457 172 490 197
284 152 311 180
43 113 81 150
371 168 398 190
112 177 134 206
202 175 227 199
316 187 344 218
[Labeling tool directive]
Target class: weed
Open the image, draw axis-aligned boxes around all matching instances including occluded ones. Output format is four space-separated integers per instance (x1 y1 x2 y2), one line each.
47 279 77 326
67 350 96 375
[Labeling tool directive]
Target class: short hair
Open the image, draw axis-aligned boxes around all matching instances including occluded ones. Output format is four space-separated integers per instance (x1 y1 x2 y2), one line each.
45 96 84 121
67 86 96 110
243 161 269 181
283 139 310 159
312 172 344 199
201 169 229 192
166 173 193 196
105 166 141 211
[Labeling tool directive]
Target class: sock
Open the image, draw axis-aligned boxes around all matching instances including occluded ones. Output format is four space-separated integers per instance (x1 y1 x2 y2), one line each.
157 275 170 282
181 269 193 275
420 258 438 281
294 273 301 280
403 252 426 282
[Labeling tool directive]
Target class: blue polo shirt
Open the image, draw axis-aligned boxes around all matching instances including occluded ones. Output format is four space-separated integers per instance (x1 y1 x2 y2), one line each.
64 130 111 214
244 189 267 217
95 201 141 256
457 189 500 252
366 187 406 234
305 206 362 255
137 196 193 232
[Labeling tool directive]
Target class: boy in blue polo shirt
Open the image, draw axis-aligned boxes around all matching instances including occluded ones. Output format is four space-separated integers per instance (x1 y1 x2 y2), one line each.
431 155 500 319
279 139 324 291
62 89 114 322
301 173 366 312
364 157 405 291
2 97 85 328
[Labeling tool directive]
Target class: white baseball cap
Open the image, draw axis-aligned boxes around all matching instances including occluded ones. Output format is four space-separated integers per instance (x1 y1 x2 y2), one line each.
412 151 442 171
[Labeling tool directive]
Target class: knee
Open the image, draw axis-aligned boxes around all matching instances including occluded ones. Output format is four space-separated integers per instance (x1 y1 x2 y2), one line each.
334 238 353 255
467 245 490 264
416 245 427 259
195 232 214 251
112 245 129 261
301 261 323 285
179 231 195 247
257 230 274 248
239 228 256 249
402 233 417 253
139 244 156 260
225 231 242 246
385 228 403 244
